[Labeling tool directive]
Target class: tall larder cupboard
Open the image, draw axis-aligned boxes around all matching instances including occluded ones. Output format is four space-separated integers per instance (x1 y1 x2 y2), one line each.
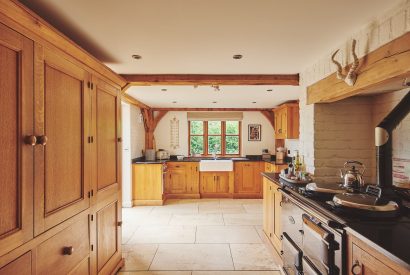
0 1 126 274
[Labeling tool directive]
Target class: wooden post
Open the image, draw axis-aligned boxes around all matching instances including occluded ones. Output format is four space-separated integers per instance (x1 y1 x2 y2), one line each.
141 108 168 150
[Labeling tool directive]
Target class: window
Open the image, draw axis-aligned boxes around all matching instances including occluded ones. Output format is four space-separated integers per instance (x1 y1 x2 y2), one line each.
189 120 241 156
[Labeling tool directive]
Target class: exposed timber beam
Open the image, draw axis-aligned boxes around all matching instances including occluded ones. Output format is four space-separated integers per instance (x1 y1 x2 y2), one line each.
260 110 275 129
121 74 299 86
121 93 150 109
307 32 410 104
151 108 272 111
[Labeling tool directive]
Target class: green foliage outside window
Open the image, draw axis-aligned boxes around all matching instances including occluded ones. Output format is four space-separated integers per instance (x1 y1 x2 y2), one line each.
189 120 240 155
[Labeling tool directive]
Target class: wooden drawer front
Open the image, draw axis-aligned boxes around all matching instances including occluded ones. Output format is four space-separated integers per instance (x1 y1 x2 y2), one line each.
69 257 90 275
36 215 90 275
0 251 32 275
167 162 189 169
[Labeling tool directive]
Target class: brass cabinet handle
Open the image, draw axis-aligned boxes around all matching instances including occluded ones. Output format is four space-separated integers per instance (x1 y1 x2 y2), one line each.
351 260 362 275
63 246 74 255
24 135 37 146
117 137 122 142
36 135 48 146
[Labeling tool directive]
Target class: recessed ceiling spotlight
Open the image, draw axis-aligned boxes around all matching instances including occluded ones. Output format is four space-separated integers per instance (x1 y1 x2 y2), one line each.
161 88 167 91
131 54 142 60
172 101 177 104
252 101 257 104
212 101 217 104
267 89 273 92
233 54 243 60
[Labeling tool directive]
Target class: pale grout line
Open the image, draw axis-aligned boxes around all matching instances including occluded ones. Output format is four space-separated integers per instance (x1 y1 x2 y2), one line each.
228 243 236 270
147 244 160 271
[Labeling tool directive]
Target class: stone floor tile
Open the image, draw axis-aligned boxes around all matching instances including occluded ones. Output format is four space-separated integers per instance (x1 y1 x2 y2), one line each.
196 226 262 244
121 244 159 271
128 225 196 244
230 244 278 270
169 214 224 225
223 213 263 226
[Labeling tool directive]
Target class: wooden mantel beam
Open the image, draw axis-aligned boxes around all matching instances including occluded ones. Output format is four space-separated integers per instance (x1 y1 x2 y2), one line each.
307 32 410 104
121 74 299 86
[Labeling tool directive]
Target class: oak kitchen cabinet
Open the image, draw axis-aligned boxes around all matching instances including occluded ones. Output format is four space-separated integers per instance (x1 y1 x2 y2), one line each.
347 232 408 275
165 162 200 199
132 163 164 205
0 1 125 274
263 177 282 254
200 172 233 198
234 161 265 198
273 103 299 139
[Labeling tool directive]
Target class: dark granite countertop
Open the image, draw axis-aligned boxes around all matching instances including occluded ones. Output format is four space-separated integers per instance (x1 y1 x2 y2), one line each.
133 156 290 165
261 172 410 270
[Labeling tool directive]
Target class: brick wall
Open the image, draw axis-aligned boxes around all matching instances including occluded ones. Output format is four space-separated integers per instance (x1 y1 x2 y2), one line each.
297 1 410 183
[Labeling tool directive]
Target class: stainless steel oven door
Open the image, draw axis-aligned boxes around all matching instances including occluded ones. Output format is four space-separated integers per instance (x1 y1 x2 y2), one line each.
282 232 302 275
302 214 335 274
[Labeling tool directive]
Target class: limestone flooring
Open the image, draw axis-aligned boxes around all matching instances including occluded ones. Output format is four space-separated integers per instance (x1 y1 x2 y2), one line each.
119 199 281 275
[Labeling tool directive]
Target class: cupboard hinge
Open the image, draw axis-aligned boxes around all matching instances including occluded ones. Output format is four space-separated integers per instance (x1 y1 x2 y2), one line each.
91 136 94 143
269 233 272 237
87 81 91 89
88 191 91 198
90 214 94 221
117 221 123 226
88 136 91 143
91 83 94 89
91 244 94 251
91 189 94 197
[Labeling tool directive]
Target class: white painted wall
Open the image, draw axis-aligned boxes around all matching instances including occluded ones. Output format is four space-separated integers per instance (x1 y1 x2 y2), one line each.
130 105 145 159
154 111 276 156
121 103 132 207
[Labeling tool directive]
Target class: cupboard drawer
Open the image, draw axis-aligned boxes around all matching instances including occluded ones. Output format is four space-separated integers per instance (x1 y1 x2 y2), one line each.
0 251 31 275
36 215 90 275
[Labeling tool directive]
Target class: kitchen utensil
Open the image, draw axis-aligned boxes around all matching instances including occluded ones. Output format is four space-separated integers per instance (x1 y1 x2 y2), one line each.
340 160 365 189
145 149 156 161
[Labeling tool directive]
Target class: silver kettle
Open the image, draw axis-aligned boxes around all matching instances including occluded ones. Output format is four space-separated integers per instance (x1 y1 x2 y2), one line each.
340 160 365 189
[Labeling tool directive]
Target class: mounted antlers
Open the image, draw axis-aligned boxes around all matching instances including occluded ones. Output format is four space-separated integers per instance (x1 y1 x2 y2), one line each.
331 39 359 86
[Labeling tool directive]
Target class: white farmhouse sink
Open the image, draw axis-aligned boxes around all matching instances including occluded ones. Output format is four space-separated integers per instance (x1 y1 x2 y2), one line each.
199 159 233 171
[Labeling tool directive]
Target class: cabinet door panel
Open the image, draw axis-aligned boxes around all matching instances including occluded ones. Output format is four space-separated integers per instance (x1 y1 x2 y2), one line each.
93 77 120 201
200 173 216 194
168 168 187 194
216 173 229 193
0 23 34 256
34 45 91 235
96 200 121 273
0 251 32 275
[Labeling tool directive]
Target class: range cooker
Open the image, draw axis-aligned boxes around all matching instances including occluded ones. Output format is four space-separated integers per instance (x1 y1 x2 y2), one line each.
277 178 410 275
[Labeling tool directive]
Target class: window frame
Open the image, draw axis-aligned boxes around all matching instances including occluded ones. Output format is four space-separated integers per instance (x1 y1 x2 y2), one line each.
188 120 241 156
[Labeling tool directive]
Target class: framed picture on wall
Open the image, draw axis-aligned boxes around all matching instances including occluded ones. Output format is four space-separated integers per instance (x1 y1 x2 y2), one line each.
248 124 261 141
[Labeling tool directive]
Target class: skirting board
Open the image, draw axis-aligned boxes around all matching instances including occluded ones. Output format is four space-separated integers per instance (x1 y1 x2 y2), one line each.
133 199 164 206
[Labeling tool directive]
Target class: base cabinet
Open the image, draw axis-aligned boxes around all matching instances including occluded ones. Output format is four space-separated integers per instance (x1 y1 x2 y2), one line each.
263 177 282 254
200 172 232 197
132 164 164 205
165 162 200 198
347 233 407 275
234 162 264 198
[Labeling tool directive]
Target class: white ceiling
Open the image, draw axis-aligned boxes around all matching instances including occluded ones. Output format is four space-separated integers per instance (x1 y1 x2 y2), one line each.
19 0 401 107
127 85 302 108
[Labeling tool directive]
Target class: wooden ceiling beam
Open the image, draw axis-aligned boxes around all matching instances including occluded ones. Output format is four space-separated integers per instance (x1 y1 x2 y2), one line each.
121 93 151 109
151 108 272 111
121 74 299 86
